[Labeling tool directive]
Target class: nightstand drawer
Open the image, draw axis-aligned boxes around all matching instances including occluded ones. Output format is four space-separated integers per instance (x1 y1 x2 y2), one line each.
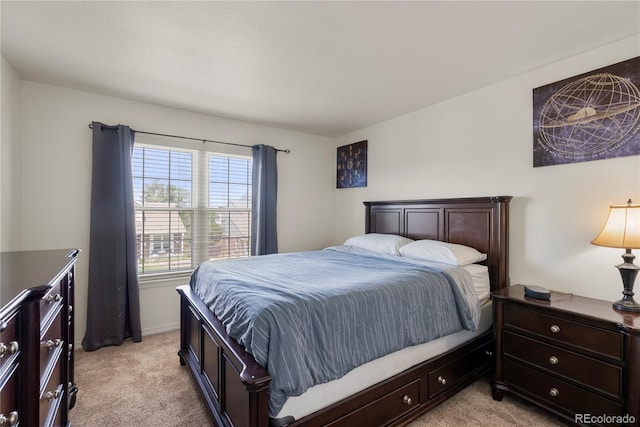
504 358 623 416
504 305 623 360
503 331 623 399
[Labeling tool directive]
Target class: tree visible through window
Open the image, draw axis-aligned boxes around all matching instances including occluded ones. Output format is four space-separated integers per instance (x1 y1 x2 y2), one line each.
133 145 252 275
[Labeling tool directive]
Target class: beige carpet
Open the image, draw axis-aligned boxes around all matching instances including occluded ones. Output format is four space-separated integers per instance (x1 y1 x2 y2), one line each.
70 330 566 426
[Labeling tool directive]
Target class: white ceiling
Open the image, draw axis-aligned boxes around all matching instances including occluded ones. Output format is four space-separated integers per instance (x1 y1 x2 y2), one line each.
2 1 639 137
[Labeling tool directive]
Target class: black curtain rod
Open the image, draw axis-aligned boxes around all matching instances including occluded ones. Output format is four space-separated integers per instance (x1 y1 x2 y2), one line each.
88 123 290 154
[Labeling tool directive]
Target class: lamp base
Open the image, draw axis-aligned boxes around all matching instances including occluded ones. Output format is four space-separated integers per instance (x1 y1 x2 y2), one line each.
613 298 640 312
614 250 640 312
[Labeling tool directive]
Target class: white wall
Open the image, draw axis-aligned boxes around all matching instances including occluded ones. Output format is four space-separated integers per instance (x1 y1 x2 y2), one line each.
1 56 23 251
16 81 335 343
334 35 640 303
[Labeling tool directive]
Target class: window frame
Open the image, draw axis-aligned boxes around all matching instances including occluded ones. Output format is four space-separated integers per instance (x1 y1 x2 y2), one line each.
133 140 253 280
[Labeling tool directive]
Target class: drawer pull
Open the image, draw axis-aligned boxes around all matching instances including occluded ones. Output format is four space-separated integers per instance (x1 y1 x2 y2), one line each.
45 293 62 304
43 390 61 401
0 341 19 358
550 325 560 334
402 394 413 405
549 388 559 397
485 350 493 356
45 339 62 349
437 376 447 385
68 343 73 352
0 411 19 426
549 356 558 365
68 305 73 313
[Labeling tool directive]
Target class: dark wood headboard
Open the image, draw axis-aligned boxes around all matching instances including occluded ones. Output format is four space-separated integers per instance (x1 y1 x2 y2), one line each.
364 196 512 291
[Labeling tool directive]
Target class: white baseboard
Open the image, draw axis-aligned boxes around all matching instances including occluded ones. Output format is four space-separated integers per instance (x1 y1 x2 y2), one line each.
142 323 179 336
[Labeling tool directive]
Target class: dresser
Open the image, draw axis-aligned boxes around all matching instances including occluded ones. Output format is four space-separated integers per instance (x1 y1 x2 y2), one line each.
492 285 640 425
0 249 79 427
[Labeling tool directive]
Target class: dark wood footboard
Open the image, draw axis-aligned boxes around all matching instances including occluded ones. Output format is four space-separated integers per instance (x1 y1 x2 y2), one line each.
177 284 271 427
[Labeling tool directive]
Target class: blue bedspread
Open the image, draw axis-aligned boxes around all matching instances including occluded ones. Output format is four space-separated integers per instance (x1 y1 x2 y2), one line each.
190 246 480 417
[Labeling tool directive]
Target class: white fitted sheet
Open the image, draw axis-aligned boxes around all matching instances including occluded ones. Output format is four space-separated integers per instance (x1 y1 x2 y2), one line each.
275 299 494 421
464 264 490 304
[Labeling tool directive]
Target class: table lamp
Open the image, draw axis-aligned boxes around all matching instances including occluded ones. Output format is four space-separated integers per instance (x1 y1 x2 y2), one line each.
591 199 640 312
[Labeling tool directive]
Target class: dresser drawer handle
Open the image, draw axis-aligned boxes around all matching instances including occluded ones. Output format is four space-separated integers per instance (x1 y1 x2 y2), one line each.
485 350 493 356
550 325 560 334
549 356 559 365
549 388 559 397
0 341 19 358
437 375 447 385
45 293 62 304
402 394 413 405
0 411 19 427
43 390 61 401
45 339 62 350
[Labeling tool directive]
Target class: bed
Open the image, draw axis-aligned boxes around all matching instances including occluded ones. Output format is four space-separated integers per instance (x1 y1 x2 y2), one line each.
177 196 512 427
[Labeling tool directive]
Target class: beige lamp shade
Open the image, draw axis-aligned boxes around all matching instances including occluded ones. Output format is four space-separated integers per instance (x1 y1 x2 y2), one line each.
591 203 640 249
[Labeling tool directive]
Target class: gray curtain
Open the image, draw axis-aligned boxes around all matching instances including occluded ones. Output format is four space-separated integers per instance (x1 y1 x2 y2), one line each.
82 122 142 351
251 144 278 255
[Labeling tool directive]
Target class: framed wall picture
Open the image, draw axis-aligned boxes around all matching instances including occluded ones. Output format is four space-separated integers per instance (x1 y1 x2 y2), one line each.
337 140 367 188
533 56 640 167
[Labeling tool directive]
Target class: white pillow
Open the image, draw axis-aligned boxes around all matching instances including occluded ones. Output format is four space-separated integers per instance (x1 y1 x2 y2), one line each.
399 239 486 266
344 233 414 255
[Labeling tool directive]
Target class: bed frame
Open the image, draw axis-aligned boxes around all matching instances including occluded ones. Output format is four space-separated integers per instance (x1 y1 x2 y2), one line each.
177 196 512 427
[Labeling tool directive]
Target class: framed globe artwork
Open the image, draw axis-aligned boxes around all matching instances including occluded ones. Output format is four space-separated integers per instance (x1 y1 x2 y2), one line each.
337 140 367 188
533 56 640 167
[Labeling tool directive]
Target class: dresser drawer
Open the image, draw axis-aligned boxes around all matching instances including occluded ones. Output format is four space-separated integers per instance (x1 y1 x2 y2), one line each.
40 308 63 380
40 344 63 396
504 358 623 416
0 363 19 426
504 331 622 399
40 355 63 426
326 380 420 426
504 305 623 360
0 312 20 377
40 279 64 328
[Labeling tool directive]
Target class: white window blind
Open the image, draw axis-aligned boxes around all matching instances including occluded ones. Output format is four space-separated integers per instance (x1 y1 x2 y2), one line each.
133 144 252 276
208 155 252 260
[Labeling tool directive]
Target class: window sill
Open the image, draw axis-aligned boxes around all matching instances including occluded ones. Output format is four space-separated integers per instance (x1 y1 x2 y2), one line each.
139 271 192 289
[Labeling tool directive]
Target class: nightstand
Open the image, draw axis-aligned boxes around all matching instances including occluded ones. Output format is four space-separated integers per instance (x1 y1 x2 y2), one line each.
491 285 640 426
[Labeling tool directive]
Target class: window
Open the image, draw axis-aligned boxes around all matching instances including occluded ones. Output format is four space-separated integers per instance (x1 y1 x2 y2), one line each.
133 144 252 275
208 155 252 260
